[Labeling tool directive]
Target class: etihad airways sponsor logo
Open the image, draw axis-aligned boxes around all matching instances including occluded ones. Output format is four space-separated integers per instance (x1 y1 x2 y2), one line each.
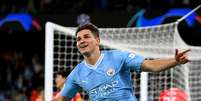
89 80 118 98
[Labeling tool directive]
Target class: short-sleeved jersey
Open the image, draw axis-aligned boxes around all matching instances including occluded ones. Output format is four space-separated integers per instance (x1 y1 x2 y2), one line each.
60 50 145 101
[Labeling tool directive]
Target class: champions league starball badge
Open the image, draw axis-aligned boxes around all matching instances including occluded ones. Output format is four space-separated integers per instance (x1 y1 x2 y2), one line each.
107 68 115 76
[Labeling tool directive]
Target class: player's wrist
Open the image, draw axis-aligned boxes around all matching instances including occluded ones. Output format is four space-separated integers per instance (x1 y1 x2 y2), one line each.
174 58 181 65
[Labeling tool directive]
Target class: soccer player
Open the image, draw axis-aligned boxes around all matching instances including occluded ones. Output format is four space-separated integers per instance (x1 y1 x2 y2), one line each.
51 23 190 101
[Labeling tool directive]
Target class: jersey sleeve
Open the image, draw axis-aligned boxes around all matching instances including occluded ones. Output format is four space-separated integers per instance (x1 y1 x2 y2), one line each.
123 51 145 73
60 69 81 98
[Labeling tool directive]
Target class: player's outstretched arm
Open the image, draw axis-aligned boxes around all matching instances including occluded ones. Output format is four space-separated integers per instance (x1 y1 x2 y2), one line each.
141 49 191 72
51 93 71 101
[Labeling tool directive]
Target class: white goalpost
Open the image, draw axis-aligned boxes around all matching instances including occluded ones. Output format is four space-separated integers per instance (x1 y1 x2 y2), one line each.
45 5 201 101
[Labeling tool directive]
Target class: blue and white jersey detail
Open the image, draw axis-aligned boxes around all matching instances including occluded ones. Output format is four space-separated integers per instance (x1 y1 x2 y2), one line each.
60 50 145 101
84 54 104 70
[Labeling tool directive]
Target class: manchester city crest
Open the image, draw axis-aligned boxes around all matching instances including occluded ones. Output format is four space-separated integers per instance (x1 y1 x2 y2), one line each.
107 68 115 76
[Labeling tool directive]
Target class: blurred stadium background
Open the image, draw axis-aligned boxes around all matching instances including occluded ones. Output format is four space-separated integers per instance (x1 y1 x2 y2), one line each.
0 0 201 100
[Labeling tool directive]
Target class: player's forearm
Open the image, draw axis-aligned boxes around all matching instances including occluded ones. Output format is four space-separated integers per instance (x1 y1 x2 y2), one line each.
142 58 179 72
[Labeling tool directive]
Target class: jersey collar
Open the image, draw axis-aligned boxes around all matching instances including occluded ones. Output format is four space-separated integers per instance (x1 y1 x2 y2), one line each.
84 53 104 70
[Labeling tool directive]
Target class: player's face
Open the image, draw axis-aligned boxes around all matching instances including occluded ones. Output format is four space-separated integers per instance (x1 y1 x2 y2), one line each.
76 29 100 56
55 75 65 89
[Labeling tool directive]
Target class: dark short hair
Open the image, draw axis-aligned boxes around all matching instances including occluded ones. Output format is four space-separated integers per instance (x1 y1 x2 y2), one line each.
75 23 99 38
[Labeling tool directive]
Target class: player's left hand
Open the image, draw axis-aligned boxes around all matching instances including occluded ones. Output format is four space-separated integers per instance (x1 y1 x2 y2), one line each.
175 49 191 64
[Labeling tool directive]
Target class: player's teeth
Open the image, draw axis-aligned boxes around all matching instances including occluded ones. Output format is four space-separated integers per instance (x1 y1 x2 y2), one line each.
80 45 87 48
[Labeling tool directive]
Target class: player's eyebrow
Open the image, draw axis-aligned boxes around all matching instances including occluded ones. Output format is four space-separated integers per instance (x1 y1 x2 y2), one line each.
76 36 81 41
83 33 91 37
76 33 91 41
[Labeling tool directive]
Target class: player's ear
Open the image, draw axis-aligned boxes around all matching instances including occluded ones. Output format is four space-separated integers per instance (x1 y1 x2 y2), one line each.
96 37 100 44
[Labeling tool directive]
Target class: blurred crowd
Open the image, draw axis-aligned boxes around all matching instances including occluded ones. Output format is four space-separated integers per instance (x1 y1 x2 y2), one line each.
0 48 44 101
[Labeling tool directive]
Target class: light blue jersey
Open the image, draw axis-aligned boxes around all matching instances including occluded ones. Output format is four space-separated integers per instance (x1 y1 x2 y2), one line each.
60 50 145 101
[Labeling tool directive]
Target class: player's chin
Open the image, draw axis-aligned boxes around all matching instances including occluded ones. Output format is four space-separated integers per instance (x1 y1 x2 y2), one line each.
79 49 86 53
79 48 87 53
81 51 91 56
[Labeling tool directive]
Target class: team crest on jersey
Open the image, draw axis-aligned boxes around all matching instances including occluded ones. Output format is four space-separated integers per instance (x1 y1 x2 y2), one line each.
129 53 136 58
107 68 115 76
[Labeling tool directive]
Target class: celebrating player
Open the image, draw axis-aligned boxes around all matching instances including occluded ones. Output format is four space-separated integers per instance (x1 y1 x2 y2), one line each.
51 23 190 101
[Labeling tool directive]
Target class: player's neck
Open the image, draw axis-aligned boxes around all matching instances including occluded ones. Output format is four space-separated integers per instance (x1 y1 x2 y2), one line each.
84 50 101 66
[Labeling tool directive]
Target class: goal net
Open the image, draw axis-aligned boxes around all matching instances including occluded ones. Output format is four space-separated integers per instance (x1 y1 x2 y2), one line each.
45 21 201 101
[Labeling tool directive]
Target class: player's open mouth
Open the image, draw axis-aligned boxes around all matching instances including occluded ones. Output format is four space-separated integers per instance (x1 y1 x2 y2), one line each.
80 44 88 48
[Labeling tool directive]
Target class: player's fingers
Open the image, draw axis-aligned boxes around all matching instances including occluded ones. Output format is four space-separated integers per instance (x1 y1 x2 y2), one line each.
181 59 189 64
179 55 190 64
180 49 191 55
175 49 178 56
176 49 191 58
177 55 185 63
179 55 187 60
